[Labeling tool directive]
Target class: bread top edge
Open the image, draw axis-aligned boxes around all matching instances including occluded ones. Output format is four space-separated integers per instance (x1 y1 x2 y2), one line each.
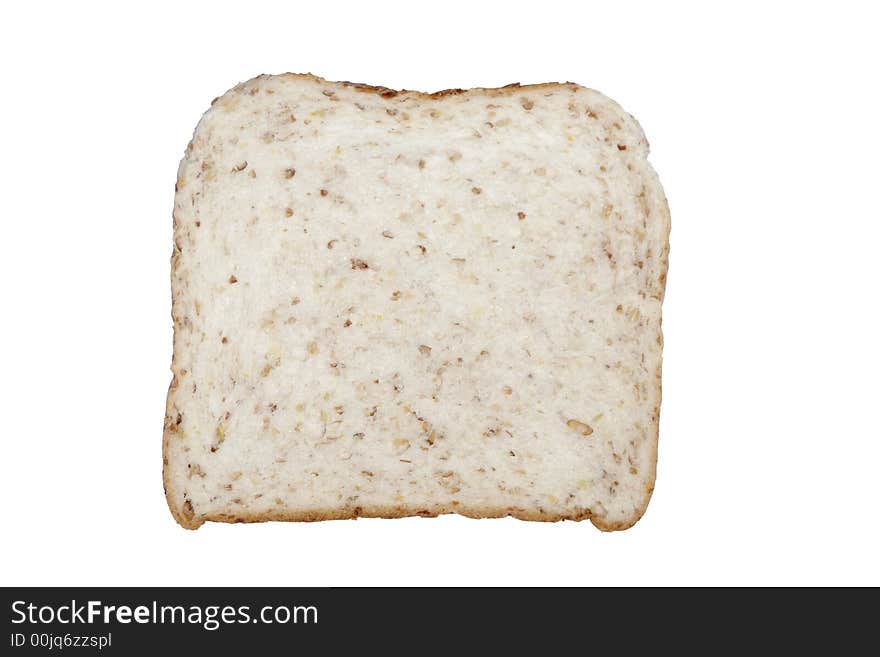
232 72 583 101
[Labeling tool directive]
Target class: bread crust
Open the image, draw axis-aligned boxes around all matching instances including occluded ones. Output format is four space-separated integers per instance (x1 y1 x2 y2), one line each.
288 73 583 100
174 504 596 532
164 73 670 532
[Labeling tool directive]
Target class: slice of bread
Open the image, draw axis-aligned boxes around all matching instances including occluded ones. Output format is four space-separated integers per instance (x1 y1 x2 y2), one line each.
164 73 670 531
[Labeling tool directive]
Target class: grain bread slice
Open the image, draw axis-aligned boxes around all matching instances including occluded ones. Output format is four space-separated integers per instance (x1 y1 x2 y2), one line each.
164 73 670 531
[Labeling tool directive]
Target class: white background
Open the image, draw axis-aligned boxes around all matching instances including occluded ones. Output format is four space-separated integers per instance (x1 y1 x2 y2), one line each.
2 1 878 586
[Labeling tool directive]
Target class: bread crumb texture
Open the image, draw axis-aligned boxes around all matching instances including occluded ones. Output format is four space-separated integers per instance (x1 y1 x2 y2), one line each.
164 73 670 531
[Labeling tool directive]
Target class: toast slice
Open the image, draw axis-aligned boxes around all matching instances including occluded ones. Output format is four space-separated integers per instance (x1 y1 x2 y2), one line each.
164 73 670 530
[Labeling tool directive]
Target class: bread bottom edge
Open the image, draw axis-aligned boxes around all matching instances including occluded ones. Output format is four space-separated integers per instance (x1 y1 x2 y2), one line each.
170 502 649 532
